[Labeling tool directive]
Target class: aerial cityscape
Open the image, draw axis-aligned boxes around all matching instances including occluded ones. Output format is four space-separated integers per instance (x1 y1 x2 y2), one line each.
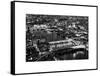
26 14 88 62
